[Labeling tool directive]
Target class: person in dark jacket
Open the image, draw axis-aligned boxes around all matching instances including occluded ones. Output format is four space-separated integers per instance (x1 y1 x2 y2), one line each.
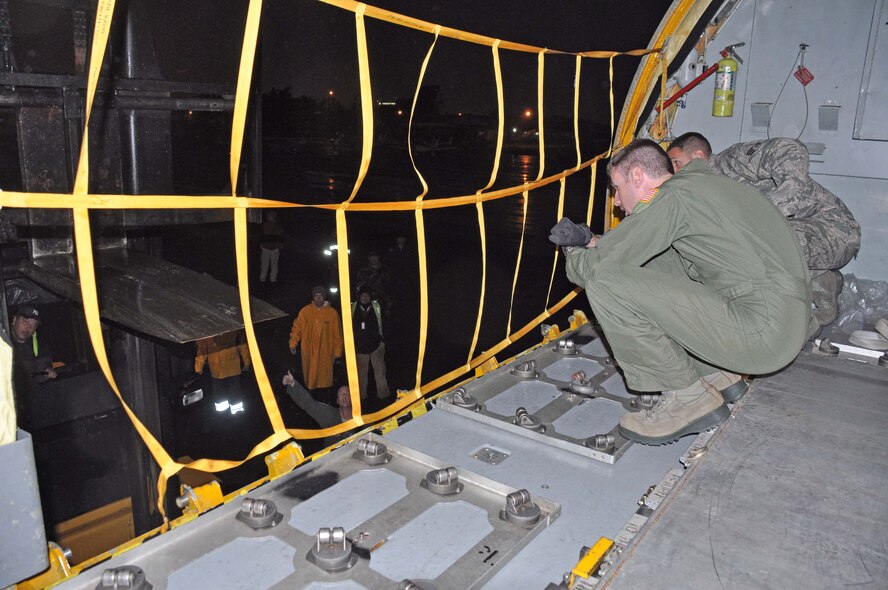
259 210 285 284
351 285 390 400
282 371 351 448
11 306 56 396
355 251 391 312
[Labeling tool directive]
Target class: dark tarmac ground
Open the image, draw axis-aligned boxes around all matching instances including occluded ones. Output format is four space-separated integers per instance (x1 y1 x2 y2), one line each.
159 144 604 491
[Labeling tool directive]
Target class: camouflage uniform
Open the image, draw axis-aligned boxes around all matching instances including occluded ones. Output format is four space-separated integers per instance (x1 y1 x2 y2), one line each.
710 138 860 272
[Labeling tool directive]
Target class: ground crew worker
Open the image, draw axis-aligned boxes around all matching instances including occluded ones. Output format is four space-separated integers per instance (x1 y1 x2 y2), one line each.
552 139 809 445
355 251 391 313
667 133 860 332
282 371 351 448
351 284 390 400
10 306 57 396
195 329 251 414
289 286 343 391
259 210 285 284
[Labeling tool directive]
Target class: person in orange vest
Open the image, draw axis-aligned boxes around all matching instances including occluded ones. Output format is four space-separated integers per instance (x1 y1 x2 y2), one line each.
289 286 343 392
195 329 251 415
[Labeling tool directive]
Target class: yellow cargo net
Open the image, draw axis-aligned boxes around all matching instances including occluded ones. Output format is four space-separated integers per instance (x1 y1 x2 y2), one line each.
0 0 663 524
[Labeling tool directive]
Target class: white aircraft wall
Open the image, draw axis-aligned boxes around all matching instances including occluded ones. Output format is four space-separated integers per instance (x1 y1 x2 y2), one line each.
665 0 888 282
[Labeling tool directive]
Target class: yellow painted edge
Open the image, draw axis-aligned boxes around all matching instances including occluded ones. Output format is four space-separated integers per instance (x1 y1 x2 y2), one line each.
572 537 615 579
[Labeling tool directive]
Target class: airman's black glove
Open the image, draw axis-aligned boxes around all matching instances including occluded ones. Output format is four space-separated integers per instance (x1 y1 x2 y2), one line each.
548 218 592 247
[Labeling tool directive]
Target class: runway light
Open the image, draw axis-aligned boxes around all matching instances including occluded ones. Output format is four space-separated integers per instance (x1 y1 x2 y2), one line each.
329 286 339 294
323 249 333 256
229 402 244 415
214 400 230 412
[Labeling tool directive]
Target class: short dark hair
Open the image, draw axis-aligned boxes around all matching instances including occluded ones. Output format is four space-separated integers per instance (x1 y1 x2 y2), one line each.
668 132 712 157
607 139 673 178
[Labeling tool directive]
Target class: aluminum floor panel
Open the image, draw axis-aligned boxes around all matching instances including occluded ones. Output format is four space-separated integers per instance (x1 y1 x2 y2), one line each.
436 325 641 463
601 351 888 590
56 436 560 590
387 409 694 589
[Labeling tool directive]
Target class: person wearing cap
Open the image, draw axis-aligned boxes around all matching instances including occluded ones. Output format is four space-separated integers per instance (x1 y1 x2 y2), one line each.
10 306 56 394
351 285 390 400
289 286 343 391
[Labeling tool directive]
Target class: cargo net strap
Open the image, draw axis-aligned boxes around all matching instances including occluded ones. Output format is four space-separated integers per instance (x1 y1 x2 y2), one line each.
0 0 663 524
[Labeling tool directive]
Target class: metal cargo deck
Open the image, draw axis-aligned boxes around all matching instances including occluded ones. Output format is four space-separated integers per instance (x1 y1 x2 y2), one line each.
601 348 888 589
55 328 888 589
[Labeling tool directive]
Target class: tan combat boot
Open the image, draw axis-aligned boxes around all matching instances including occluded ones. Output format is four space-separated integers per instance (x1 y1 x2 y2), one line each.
702 371 748 403
619 379 730 445
811 270 843 327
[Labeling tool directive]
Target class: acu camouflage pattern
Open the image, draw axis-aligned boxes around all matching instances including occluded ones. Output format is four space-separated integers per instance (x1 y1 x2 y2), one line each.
710 138 861 271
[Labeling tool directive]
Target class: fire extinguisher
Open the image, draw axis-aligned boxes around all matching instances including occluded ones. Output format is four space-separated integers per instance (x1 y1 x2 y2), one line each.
712 44 744 117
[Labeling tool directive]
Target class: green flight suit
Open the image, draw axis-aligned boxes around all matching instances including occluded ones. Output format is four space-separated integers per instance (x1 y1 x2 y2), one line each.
565 160 810 392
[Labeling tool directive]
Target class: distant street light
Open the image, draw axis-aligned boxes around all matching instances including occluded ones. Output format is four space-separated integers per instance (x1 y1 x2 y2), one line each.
524 109 533 118
328 89 334 96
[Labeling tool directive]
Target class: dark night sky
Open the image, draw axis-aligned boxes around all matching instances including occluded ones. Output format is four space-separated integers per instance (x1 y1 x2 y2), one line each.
260 0 673 117
10 0 672 120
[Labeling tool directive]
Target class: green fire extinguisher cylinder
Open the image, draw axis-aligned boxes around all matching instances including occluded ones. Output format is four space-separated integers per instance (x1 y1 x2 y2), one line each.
712 55 738 117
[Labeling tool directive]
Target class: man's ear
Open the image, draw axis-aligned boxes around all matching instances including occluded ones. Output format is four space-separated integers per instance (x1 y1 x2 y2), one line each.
629 165 645 185
693 149 707 160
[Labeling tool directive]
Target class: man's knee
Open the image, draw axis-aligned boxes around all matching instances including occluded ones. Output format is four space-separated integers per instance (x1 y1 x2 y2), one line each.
792 218 859 270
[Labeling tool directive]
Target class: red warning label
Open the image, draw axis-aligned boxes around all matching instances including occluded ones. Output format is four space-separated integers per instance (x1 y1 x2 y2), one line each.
794 66 815 86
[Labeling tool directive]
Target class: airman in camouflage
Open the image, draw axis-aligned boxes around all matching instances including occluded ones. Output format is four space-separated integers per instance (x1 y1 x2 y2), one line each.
709 138 860 273
668 134 861 330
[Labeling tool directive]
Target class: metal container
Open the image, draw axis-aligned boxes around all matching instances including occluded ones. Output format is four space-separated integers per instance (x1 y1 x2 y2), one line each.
0 429 49 587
